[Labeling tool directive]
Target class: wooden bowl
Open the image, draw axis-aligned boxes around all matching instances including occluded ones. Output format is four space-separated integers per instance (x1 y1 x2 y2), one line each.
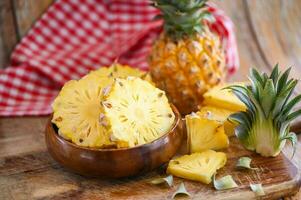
45 105 183 178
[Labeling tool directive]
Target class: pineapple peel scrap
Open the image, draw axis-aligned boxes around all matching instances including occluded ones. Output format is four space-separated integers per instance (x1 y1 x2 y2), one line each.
172 183 191 199
149 175 173 187
213 175 238 190
250 183 265 196
236 157 257 170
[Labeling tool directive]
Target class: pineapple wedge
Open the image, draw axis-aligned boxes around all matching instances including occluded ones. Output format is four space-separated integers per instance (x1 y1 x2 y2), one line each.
186 112 229 153
103 77 175 148
198 106 236 136
167 150 227 184
203 83 246 112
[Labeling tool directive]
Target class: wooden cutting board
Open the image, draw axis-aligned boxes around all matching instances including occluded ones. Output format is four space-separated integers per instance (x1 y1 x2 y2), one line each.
0 136 299 200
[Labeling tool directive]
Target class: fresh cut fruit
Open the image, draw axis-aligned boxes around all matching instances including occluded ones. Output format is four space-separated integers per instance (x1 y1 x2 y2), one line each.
167 150 227 184
52 76 113 148
84 63 152 83
186 112 229 153
52 63 153 148
198 106 237 136
103 77 175 148
202 83 246 112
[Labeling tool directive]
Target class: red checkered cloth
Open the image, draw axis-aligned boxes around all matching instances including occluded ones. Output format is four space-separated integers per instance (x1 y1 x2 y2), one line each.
0 0 239 116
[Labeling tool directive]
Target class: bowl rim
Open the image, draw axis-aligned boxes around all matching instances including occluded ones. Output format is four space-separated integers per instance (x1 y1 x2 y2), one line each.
48 104 181 152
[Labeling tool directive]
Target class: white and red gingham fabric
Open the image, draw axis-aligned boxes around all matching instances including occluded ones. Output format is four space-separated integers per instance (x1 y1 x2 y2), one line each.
0 0 239 116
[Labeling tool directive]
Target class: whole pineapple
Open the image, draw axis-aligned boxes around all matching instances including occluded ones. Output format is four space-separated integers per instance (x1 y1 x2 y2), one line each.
149 0 226 115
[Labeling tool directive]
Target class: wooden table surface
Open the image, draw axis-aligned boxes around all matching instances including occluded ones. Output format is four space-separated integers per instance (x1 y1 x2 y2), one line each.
1 0 301 199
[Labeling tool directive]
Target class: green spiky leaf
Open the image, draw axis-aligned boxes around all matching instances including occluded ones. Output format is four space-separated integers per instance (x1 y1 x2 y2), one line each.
152 0 211 39
227 65 299 157
281 132 297 158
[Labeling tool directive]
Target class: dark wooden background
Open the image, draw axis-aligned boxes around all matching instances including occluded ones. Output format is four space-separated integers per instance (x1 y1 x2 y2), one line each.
0 0 53 67
0 0 301 199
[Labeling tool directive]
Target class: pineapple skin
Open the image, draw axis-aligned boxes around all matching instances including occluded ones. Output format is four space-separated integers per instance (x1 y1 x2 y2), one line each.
198 106 237 136
149 29 226 115
202 83 247 112
167 150 227 184
186 114 229 153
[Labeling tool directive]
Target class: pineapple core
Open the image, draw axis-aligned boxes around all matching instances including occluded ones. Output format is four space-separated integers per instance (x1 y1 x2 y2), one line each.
186 111 229 153
167 150 227 184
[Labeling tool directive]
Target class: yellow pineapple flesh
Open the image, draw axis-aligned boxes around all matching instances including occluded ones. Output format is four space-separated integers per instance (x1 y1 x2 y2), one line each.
52 63 152 148
198 106 237 136
203 83 246 112
167 150 227 184
186 112 229 153
103 77 175 148
84 63 152 83
52 77 113 148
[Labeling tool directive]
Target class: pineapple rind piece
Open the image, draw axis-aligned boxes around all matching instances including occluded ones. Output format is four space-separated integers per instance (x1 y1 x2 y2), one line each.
103 77 175 148
186 114 229 153
52 77 113 148
203 83 246 112
167 150 227 184
198 106 236 136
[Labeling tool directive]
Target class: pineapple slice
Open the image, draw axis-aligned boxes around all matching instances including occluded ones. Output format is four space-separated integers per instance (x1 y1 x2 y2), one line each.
203 83 246 112
186 112 229 153
198 106 236 136
167 150 227 184
84 63 152 82
52 76 113 148
103 77 175 148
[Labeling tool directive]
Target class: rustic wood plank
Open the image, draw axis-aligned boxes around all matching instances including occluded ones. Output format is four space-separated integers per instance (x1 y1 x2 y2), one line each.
0 131 299 199
0 0 17 68
0 117 48 157
12 0 53 38
246 0 301 74
0 0 301 199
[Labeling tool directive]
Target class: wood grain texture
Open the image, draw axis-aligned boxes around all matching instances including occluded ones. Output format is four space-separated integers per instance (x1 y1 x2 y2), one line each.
12 0 53 38
0 0 17 68
1 0 301 199
0 133 300 200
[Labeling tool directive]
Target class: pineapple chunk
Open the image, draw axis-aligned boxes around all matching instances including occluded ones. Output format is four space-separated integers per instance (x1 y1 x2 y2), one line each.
167 150 227 184
198 106 236 136
203 83 246 112
186 113 229 153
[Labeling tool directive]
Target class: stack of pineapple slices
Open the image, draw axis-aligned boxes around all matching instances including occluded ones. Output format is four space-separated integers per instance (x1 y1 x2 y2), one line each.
167 83 246 184
52 64 175 148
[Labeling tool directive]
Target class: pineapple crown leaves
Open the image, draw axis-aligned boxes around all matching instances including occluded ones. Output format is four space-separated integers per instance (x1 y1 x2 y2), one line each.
225 64 301 156
152 0 214 40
